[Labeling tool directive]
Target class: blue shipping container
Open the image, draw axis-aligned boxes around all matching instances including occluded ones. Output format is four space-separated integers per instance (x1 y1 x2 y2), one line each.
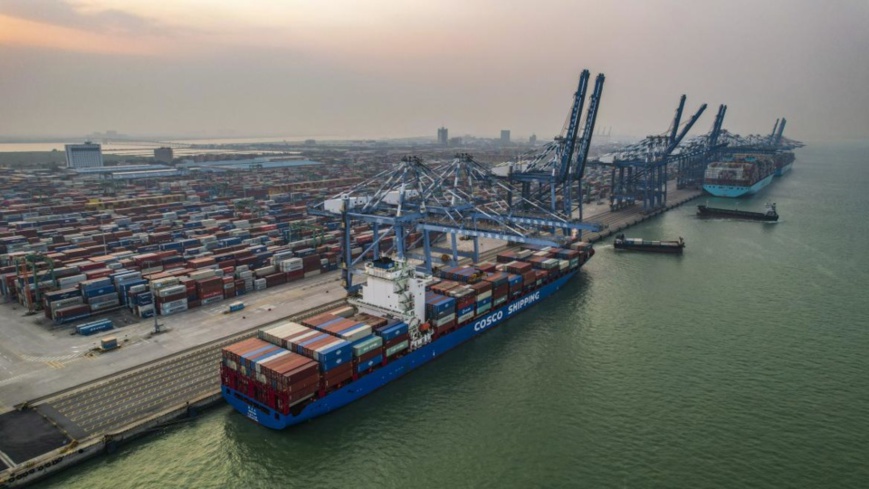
356 354 383 373
376 322 408 342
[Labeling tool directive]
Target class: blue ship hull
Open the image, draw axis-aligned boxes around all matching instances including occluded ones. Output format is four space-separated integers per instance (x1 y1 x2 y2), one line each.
703 173 774 198
774 162 793 177
224 269 578 429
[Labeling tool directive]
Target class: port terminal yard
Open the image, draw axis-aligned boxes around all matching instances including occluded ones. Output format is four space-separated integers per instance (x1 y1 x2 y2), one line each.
0 193 696 487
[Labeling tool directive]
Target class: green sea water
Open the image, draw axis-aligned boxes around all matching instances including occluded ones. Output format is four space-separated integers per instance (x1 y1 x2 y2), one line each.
36 142 869 488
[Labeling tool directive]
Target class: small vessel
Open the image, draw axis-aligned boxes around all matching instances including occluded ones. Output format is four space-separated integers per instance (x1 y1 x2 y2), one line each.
697 202 778 222
613 234 685 254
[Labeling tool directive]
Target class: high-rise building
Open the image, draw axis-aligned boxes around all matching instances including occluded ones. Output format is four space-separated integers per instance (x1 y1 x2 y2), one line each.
154 147 174 164
500 130 511 144
437 127 449 145
529 134 537 145
65 142 103 169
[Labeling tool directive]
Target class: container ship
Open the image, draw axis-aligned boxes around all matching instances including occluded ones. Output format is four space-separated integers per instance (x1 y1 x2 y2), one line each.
703 154 776 197
697 202 778 222
220 243 594 429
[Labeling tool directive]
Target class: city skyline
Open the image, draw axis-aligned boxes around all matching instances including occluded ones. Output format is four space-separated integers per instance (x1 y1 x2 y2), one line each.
1 0 867 142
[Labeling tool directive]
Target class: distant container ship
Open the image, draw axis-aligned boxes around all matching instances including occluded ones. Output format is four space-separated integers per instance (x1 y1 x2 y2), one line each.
220 243 594 429
703 153 777 197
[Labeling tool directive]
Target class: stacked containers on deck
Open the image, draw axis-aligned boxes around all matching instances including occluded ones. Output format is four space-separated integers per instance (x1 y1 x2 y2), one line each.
302 313 373 342
506 259 539 292
469 280 493 317
350 312 388 373
482 271 510 309
425 292 457 336
221 337 320 414
259 321 353 391
431 279 475 326
506 273 523 299
553 248 582 269
374 319 410 359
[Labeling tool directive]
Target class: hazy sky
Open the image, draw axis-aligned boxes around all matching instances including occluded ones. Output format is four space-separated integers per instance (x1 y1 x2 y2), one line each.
1 0 867 141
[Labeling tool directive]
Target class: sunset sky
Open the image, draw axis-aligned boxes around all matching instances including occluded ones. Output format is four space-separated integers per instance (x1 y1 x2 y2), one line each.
1 0 867 141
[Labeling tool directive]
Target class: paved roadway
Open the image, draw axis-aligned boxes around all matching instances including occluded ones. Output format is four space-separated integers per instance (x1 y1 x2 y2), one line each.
0 272 346 408
37 299 345 438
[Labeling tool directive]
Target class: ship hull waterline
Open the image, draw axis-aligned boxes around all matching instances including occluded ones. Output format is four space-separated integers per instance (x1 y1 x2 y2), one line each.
703 173 774 198
223 269 578 429
774 162 793 177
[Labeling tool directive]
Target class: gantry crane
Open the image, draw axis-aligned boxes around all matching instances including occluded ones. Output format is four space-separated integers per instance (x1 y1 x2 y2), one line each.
605 95 707 211
496 70 605 223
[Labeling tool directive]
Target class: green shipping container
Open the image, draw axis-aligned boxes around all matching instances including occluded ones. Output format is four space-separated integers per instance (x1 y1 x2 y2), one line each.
352 336 383 357
385 340 409 357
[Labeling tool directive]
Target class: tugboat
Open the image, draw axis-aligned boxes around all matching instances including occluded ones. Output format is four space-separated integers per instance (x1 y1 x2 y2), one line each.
697 202 778 222
613 234 685 254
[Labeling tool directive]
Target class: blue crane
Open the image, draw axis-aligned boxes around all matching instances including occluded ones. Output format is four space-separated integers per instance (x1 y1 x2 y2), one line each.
606 96 706 211
675 104 728 189
497 71 605 225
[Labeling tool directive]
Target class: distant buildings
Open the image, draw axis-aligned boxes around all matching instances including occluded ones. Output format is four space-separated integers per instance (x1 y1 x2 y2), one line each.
154 147 174 164
437 127 449 145
65 142 103 169
500 130 511 144
529 134 537 145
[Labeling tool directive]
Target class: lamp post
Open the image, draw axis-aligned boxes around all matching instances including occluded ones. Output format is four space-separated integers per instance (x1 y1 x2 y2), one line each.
151 286 163 333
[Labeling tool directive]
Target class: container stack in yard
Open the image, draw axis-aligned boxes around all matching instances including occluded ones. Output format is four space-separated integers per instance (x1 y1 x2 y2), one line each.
0 159 420 329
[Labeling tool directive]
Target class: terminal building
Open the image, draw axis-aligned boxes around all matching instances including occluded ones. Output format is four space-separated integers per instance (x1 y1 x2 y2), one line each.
65 142 104 169
438 127 448 145
154 147 174 164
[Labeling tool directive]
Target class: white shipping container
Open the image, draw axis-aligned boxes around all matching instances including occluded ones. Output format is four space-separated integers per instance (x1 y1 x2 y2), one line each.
160 304 188 316
58 274 87 289
160 298 188 310
91 299 120 311
189 270 216 281
88 292 119 305
255 266 276 277
336 324 372 342
156 284 186 297
50 297 84 312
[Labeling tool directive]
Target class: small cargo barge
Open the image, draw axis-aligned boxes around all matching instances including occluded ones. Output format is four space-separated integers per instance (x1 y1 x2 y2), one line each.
613 234 685 254
697 202 778 222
